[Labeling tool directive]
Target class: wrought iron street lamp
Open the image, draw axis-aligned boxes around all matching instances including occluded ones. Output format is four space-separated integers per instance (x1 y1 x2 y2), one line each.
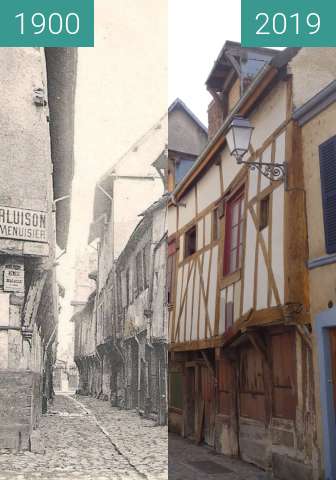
226 116 287 185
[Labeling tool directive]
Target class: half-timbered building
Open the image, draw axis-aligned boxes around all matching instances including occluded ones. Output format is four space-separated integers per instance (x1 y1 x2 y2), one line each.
75 101 206 424
168 43 336 480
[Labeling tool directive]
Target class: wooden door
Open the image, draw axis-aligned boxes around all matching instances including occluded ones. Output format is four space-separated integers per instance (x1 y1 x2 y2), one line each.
201 366 216 447
238 343 270 469
329 328 336 413
184 367 196 438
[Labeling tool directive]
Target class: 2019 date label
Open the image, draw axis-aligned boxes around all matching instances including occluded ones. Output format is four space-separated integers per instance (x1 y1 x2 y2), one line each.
242 0 332 47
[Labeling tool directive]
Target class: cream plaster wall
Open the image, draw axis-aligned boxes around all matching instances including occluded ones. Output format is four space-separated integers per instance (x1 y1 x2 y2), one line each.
197 164 221 212
250 80 287 150
302 102 336 260
290 48 336 110
302 102 336 315
178 188 196 229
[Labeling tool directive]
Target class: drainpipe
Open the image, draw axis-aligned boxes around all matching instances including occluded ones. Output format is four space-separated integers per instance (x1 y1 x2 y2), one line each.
53 195 70 207
52 195 70 265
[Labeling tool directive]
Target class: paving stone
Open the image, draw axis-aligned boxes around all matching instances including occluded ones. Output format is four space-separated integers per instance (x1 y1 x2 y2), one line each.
0 394 168 480
169 433 273 480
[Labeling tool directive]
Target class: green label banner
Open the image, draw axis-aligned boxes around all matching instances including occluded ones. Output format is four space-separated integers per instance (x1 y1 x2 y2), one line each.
242 0 333 47
0 0 94 47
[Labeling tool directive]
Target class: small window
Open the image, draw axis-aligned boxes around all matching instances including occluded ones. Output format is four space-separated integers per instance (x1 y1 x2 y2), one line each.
212 208 220 241
224 189 244 275
142 243 150 289
259 195 270 231
135 251 144 295
126 268 130 306
167 239 177 305
185 226 197 258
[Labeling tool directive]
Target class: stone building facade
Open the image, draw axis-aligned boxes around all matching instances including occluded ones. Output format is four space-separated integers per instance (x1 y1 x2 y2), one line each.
74 101 207 424
0 48 77 450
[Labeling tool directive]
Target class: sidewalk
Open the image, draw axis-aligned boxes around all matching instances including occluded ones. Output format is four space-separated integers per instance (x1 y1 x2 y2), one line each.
168 433 272 480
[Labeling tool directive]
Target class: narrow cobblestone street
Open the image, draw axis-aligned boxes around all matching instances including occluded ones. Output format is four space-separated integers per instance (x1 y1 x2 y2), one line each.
0 395 168 480
169 434 272 480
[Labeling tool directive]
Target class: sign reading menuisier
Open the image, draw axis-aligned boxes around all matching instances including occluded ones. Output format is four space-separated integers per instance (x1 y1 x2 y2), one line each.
0 206 48 243
0 0 94 47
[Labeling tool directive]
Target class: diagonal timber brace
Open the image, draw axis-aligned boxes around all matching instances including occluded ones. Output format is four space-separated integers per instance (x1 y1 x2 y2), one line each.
22 269 48 338
201 350 216 379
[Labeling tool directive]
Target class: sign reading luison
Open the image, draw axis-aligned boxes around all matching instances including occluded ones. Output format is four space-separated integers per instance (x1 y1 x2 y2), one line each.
4 264 24 293
0 206 48 243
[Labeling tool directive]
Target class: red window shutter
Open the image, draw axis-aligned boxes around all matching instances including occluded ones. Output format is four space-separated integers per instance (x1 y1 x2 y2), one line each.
168 239 177 256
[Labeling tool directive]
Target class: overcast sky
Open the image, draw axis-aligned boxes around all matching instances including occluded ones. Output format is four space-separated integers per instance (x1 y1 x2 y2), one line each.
169 1 241 124
57 0 241 361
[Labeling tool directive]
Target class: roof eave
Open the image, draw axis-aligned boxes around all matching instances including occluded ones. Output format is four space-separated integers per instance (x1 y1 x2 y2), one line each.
172 48 301 202
171 64 276 202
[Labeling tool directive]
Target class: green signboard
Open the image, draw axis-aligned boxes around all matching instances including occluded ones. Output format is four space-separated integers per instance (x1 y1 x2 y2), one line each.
0 0 94 47
242 0 333 47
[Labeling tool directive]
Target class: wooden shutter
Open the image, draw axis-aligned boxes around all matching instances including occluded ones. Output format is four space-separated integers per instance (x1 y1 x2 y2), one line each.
271 330 296 419
319 136 336 254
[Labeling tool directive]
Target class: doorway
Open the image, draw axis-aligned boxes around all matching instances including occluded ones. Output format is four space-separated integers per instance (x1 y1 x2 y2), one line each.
316 309 336 480
329 328 336 413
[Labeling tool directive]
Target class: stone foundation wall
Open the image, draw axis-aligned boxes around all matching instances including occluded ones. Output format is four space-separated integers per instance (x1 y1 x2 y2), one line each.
0 369 42 450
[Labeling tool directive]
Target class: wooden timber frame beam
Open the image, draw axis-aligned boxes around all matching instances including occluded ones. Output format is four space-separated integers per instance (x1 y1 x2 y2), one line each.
22 269 48 333
295 324 313 350
246 330 269 365
171 67 279 204
201 350 216 380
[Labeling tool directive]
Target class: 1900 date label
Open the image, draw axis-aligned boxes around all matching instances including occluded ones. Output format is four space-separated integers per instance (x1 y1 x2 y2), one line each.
0 0 94 47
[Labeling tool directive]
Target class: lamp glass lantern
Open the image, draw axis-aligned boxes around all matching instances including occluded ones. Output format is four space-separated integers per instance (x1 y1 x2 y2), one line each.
226 116 254 161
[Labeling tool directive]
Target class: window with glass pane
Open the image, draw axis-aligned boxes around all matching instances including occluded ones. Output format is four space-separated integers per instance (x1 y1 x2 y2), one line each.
224 189 244 275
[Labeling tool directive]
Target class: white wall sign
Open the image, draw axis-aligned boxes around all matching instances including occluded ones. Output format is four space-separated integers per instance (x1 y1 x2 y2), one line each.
4 264 24 293
0 206 48 243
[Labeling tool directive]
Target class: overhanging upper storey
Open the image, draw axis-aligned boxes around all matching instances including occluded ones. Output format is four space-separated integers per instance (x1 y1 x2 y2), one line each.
45 48 78 251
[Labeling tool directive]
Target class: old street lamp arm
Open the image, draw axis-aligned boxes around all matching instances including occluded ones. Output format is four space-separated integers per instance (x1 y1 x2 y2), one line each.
237 157 287 184
226 115 287 188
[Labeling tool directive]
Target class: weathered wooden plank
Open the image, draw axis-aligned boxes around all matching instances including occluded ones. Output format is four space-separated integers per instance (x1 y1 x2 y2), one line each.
22 270 48 330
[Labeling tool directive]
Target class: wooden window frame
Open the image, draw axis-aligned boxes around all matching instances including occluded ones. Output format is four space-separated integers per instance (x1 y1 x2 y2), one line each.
212 207 220 242
167 238 177 306
184 225 197 259
135 250 144 297
142 243 150 290
125 268 130 307
259 194 270 231
223 187 245 276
